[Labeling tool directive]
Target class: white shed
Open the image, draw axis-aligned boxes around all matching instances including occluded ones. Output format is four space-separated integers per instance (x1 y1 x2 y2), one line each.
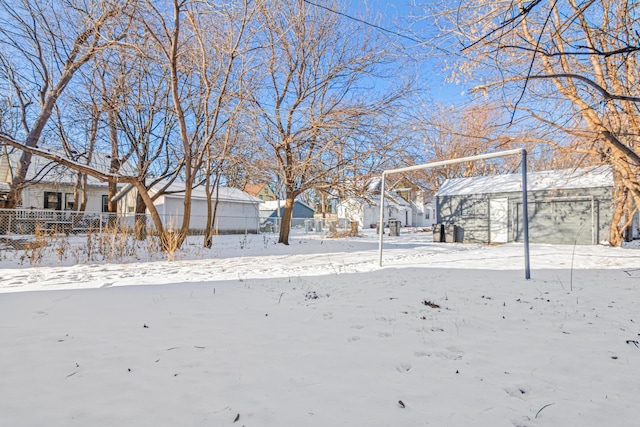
147 182 262 234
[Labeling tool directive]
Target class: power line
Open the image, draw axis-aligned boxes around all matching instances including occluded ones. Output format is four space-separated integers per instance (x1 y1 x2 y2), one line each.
301 0 427 46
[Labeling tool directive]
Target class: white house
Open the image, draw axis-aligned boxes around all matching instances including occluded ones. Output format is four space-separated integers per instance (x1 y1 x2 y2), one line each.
337 176 437 228
414 199 437 228
0 145 129 212
119 181 263 234
338 191 412 229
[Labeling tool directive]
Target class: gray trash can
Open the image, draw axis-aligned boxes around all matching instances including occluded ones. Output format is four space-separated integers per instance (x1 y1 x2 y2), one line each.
315 221 323 232
389 220 401 236
444 224 458 243
304 219 314 233
432 223 444 242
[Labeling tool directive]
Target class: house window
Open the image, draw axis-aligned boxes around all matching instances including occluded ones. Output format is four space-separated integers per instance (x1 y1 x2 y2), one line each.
102 195 109 212
44 192 62 210
65 193 75 210
425 210 430 220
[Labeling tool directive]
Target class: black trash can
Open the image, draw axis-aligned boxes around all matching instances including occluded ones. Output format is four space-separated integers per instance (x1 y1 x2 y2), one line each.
445 224 458 243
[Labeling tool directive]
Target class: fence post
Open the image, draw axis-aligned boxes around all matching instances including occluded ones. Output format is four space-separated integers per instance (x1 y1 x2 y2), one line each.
8 213 11 238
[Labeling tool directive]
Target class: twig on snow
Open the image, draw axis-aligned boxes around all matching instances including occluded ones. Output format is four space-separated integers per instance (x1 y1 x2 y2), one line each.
535 403 555 419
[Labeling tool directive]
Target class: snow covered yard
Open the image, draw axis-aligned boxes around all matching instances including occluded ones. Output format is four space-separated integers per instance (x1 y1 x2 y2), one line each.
1 230 639 426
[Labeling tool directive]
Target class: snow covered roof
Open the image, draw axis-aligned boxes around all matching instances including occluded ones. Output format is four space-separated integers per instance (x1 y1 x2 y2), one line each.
153 181 262 204
339 192 411 211
260 199 314 211
436 166 613 197
5 146 135 186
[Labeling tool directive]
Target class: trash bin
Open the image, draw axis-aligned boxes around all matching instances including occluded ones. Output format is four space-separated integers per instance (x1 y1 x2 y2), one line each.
315 221 323 232
389 220 401 236
376 222 383 234
444 224 458 243
432 223 444 242
305 219 314 233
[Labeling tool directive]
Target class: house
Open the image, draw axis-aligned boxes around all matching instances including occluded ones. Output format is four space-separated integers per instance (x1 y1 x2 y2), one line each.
243 183 276 201
420 200 437 228
338 193 412 229
0 145 127 213
122 181 263 234
338 177 433 228
435 166 617 245
259 199 315 228
338 177 413 229
388 176 436 228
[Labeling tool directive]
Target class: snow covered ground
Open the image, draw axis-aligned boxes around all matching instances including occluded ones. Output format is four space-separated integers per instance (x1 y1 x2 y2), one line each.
1 229 639 426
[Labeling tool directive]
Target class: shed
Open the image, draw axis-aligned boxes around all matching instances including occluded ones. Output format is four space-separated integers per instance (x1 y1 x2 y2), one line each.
260 199 315 228
436 166 614 245
147 182 262 234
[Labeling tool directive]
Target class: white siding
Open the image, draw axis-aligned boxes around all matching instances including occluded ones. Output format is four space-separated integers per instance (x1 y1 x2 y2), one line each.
156 195 260 233
20 183 109 212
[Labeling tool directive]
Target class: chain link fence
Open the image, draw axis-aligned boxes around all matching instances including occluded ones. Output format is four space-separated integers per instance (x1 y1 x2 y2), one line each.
0 209 361 266
0 208 357 241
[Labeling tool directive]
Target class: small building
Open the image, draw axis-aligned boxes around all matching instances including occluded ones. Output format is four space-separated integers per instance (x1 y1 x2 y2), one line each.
141 182 263 234
338 192 412 229
435 166 615 245
338 176 423 228
418 200 437 229
260 199 315 228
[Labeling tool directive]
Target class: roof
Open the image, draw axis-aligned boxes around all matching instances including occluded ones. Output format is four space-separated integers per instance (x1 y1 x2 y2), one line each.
338 192 411 211
4 145 135 186
436 166 613 197
153 181 262 204
260 199 314 211
243 183 268 197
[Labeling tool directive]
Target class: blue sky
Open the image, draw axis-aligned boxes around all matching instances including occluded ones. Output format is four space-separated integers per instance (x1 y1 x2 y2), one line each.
341 0 472 106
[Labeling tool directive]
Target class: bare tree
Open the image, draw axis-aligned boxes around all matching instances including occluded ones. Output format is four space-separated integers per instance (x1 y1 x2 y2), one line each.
137 0 255 250
0 0 135 208
431 0 640 245
91 43 179 239
248 0 409 244
184 1 255 248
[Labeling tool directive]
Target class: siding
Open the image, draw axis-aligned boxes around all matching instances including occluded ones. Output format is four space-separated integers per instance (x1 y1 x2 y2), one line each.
437 187 612 245
159 196 260 234
20 183 109 212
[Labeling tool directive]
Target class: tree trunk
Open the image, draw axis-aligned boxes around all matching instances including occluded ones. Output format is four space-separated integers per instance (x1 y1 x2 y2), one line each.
204 173 222 249
134 192 147 240
278 193 296 244
75 172 88 211
108 110 120 213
